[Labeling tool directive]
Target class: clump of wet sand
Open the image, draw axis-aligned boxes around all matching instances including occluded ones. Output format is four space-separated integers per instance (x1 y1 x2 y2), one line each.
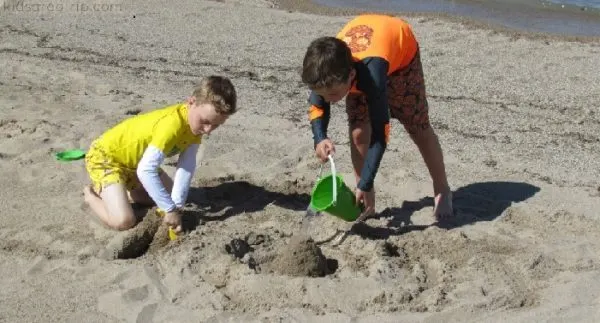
148 223 175 254
265 234 330 277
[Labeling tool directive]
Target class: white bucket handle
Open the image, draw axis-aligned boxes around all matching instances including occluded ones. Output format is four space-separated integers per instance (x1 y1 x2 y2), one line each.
317 155 337 205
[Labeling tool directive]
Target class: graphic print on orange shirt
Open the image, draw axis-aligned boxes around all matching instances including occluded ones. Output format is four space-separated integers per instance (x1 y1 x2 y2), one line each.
342 25 374 53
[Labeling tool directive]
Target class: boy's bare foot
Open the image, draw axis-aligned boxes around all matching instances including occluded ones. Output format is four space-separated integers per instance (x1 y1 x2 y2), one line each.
433 191 454 220
83 185 98 203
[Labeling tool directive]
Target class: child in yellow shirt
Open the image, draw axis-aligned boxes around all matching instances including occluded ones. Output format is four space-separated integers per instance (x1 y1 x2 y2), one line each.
83 75 237 232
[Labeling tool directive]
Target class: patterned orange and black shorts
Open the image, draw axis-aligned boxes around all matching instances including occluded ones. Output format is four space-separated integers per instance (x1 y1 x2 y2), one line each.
346 48 430 135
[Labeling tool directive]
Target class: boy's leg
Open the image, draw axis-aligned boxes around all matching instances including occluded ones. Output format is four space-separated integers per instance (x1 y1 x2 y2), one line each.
83 183 137 230
409 127 453 219
346 94 371 186
128 169 174 206
349 123 371 185
345 93 379 219
388 48 453 220
83 143 137 230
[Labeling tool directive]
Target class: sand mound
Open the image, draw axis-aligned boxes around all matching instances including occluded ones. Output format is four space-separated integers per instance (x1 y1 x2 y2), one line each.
147 223 175 254
266 234 330 277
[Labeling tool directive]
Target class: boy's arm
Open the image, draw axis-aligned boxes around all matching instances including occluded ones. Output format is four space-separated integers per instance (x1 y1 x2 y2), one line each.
137 145 178 212
308 91 331 147
357 57 391 192
171 143 199 208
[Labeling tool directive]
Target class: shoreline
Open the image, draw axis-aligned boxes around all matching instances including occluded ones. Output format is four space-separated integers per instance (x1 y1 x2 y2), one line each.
271 0 600 43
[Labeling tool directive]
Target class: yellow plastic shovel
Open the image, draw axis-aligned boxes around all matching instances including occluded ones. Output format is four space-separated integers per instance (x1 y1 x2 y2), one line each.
156 209 179 241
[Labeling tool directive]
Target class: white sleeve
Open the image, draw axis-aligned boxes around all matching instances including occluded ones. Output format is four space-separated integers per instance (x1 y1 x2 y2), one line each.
137 145 177 212
171 143 199 208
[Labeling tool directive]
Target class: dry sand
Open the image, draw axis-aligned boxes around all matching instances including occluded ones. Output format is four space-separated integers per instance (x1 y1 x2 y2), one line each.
1 0 600 321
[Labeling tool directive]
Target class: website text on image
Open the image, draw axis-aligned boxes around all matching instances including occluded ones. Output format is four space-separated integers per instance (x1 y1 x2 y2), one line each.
1 1 123 13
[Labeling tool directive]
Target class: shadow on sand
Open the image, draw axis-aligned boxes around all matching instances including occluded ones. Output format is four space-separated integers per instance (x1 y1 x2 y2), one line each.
178 181 311 232
350 181 541 240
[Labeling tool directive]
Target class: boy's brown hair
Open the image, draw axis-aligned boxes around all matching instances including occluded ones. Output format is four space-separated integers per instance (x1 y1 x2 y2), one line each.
193 75 237 115
301 36 354 90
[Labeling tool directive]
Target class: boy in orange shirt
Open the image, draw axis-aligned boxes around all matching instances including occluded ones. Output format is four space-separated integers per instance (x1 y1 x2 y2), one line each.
302 14 453 221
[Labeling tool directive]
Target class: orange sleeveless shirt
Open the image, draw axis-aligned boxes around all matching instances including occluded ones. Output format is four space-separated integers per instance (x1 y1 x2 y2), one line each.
337 14 418 76
308 15 419 120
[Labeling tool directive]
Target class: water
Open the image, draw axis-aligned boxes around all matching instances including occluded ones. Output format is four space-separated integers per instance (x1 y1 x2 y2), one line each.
313 0 600 37
549 0 600 9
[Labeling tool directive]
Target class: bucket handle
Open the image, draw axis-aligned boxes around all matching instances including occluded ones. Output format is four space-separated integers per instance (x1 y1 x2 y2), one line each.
317 155 337 205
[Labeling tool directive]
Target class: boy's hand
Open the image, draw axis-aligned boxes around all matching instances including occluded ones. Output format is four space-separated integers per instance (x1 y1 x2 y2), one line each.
355 188 375 221
163 210 182 233
315 139 335 162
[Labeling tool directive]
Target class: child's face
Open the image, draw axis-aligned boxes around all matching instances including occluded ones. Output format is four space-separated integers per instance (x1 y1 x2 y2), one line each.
313 69 356 103
187 98 228 136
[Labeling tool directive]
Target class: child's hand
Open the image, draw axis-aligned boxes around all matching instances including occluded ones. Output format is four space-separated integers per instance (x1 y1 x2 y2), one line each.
355 188 375 221
163 210 182 233
315 139 335 162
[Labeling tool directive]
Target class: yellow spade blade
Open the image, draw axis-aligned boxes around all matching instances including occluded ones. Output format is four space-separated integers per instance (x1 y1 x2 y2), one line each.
168 227 178 241
156 209 178 241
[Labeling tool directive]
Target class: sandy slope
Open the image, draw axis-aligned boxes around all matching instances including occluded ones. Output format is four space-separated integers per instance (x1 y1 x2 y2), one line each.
0 0 600 321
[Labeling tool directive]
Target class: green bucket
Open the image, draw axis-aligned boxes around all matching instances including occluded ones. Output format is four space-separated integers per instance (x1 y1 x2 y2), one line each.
309 156 361 222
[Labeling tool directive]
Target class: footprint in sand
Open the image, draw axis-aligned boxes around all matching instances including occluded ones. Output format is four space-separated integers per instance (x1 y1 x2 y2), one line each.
0 119 24 139
97 265 169 322
26 255 54 276
98 286 159 322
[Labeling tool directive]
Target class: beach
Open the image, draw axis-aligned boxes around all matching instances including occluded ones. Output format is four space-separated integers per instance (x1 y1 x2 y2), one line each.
1 0 600 321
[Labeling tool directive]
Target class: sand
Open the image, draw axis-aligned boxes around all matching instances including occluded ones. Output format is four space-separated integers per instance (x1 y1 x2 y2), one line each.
100 208 163 260
264 234 332 277
1 0 600 321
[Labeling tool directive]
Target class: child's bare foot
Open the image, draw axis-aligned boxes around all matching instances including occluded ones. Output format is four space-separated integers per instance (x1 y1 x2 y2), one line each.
433 191 454 221
83 185 98 203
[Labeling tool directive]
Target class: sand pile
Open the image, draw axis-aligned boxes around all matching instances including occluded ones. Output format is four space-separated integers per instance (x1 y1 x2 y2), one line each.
147 222 176 254
266 234 331 277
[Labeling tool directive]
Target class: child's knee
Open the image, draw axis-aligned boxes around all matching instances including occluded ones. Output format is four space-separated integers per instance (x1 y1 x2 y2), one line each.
411 124 433 137
409 126 438 147
350 125 371 146
112 213 137 231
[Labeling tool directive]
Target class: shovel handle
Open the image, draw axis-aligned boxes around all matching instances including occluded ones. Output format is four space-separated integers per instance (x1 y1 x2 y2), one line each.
317 155 337 205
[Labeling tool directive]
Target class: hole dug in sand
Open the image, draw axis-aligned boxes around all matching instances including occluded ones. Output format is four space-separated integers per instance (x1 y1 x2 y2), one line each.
264 234 337 277
99 208 177 260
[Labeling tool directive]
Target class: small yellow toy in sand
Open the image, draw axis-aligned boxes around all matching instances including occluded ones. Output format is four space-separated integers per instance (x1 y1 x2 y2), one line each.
156 209 179 241
167 226 178 241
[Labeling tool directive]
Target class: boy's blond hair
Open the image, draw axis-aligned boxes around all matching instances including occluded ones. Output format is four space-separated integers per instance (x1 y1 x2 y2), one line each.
193 76 237 115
